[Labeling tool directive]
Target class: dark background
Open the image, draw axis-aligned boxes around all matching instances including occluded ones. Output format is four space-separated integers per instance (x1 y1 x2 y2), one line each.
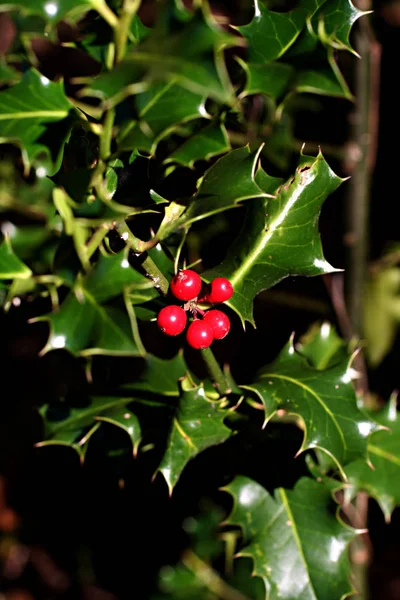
1 0 400 598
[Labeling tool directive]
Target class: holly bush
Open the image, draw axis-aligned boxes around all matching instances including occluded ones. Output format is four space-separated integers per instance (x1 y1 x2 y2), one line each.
0 1 396 599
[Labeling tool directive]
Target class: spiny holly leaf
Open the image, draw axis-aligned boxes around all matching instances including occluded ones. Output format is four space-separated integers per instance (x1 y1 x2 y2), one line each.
117 81 208 153
158 146 270 240
0 69 74 173
38 396 142 458
296 321 348 370
203 151 343 326
237 0 327 63
242 337 378 475
344 394 400 522
225 476 356 600
159 378 231 493
0 0 117 26
0 236 32 279
36 251 148 356
83 249 152 303
165 122 230 168
313 0 368 54
125 352 187 397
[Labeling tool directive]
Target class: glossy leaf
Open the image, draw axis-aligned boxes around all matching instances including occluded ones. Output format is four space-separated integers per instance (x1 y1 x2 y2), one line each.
0 69 73 172
203 152 343 326
126 352 187 397
117 81 207 153
0 236 32 279
38 396 142 456
158 146 270 240
237 0 327 63
165 122 230 168
225 476 356 600
314 0 367 54
37 288 143 357
296 321 348 370
0 0 117 26
159 378 231 492
242 337 377 474
345 394 400 522
83 249 152 303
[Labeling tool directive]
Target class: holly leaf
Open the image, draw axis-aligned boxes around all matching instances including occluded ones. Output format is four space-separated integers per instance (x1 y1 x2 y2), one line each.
313 0 368 54
126 352 188 397
159 378 231 493
0 69 74 173
242 337 378 475
117 81 207 153
203 151 343 326
344 394 400 523
36 251 148 356
225 476 356 600
38 396 142 458
0 236 32 279
165 122 230 168
157 146 270 240
0 0 117 26
237 0 327 63
296 321 348 370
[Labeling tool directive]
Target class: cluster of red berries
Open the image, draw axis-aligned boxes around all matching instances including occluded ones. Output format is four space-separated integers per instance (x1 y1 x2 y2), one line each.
157 269 233 350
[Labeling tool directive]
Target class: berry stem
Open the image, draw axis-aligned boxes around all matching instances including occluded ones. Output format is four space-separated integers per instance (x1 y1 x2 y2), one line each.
200 347 231 397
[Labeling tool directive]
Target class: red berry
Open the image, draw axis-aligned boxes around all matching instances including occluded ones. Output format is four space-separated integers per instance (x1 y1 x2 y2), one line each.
157 305 187 336
205 278 233 304
170 269 202 301
186 319 213 349
204 310 230 340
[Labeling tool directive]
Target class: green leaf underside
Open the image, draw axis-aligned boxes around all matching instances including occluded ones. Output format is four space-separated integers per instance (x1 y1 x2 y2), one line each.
158 146 269 240
117 81 207 153
345 395 400 522
165 122 230 167
0 237 32 279
203 152 343 326
0 69 73 171
39 396 142 454
225 476 355 600
126 353 187 397
242 339 377 472
159 382 231 491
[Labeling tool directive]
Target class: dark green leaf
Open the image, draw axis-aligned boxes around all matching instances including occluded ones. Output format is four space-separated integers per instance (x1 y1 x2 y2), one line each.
225 475 356 600
296 321 348 370
38 395 142 456
0 0 117 26
242 337 377 473
0 236 32 279
237 0 327 63
158 147 270 240
159 378 231 492
37 287 143 357
117 81 207 153
165 122 230 168
345 394 400 522
126 352 187 397
203 151 343 326
83 249 152 303
314 0 367 54
0 69 74 173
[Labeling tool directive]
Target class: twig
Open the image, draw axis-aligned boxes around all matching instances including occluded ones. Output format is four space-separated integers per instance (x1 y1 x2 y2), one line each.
200 347 232 396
